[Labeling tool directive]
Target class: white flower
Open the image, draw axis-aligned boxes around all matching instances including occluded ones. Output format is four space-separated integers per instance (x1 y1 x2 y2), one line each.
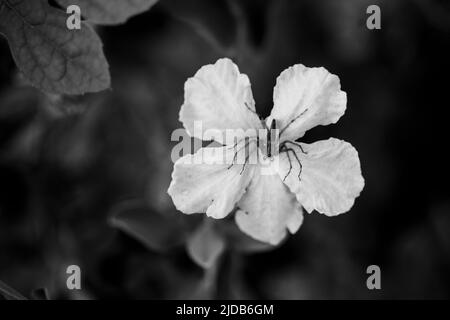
168 58 364 245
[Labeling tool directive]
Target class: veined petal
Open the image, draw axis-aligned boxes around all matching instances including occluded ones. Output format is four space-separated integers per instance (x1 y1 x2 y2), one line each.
267 64 347 141
235 163 304 245
180 58 263 144
168 144 256 219
277 138 364 216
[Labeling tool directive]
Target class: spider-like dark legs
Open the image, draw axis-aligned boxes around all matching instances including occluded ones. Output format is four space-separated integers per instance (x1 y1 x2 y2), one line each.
280 147 303 181
282 140 308 154
227 140 246 170
244 102 270 130
279 108 309 136
280 141 306 181
244 102 257 115
227 138 239 170
227 137 257 174
281 145 293 182
240 152 251 175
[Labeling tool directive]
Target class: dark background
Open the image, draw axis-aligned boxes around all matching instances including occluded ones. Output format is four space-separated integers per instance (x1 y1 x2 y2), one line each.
1 0 450 299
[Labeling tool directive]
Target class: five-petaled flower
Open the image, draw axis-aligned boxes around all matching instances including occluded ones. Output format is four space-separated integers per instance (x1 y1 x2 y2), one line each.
168 58 364 245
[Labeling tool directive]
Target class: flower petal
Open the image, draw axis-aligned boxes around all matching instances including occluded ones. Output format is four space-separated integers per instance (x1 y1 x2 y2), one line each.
168 144 256 219
235 164 303 245
181 58 263 144
277 138 364 216
268 64 347 141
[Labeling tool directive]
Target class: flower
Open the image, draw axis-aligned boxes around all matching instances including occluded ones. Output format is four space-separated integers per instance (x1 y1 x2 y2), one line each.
168 58 364 245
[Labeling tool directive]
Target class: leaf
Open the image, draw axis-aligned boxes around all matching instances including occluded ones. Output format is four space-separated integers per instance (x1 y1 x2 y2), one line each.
109 200 187 252
55 0 159 25
0 0 110 94
0 280 28 300
187 220 226 269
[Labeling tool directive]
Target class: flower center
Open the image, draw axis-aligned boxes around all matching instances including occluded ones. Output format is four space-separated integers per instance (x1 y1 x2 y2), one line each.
260 119 280 160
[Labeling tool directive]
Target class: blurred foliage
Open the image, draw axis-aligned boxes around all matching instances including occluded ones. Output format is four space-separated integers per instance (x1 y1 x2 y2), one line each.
0 0 158 94
1 0 450 299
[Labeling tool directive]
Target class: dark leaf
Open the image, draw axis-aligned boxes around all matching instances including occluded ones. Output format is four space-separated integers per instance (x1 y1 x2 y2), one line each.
0 280 27 300
109 200 187 252
56 0 159 25
187 219 226 269
0 0 110 94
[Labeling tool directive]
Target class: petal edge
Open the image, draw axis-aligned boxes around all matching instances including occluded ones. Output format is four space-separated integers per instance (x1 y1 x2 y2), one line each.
180 58 262 144
268 64 347 141
277 138 364 216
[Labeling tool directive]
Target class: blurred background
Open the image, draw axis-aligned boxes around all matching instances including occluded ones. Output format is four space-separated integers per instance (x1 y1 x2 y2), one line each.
1 0 450 299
